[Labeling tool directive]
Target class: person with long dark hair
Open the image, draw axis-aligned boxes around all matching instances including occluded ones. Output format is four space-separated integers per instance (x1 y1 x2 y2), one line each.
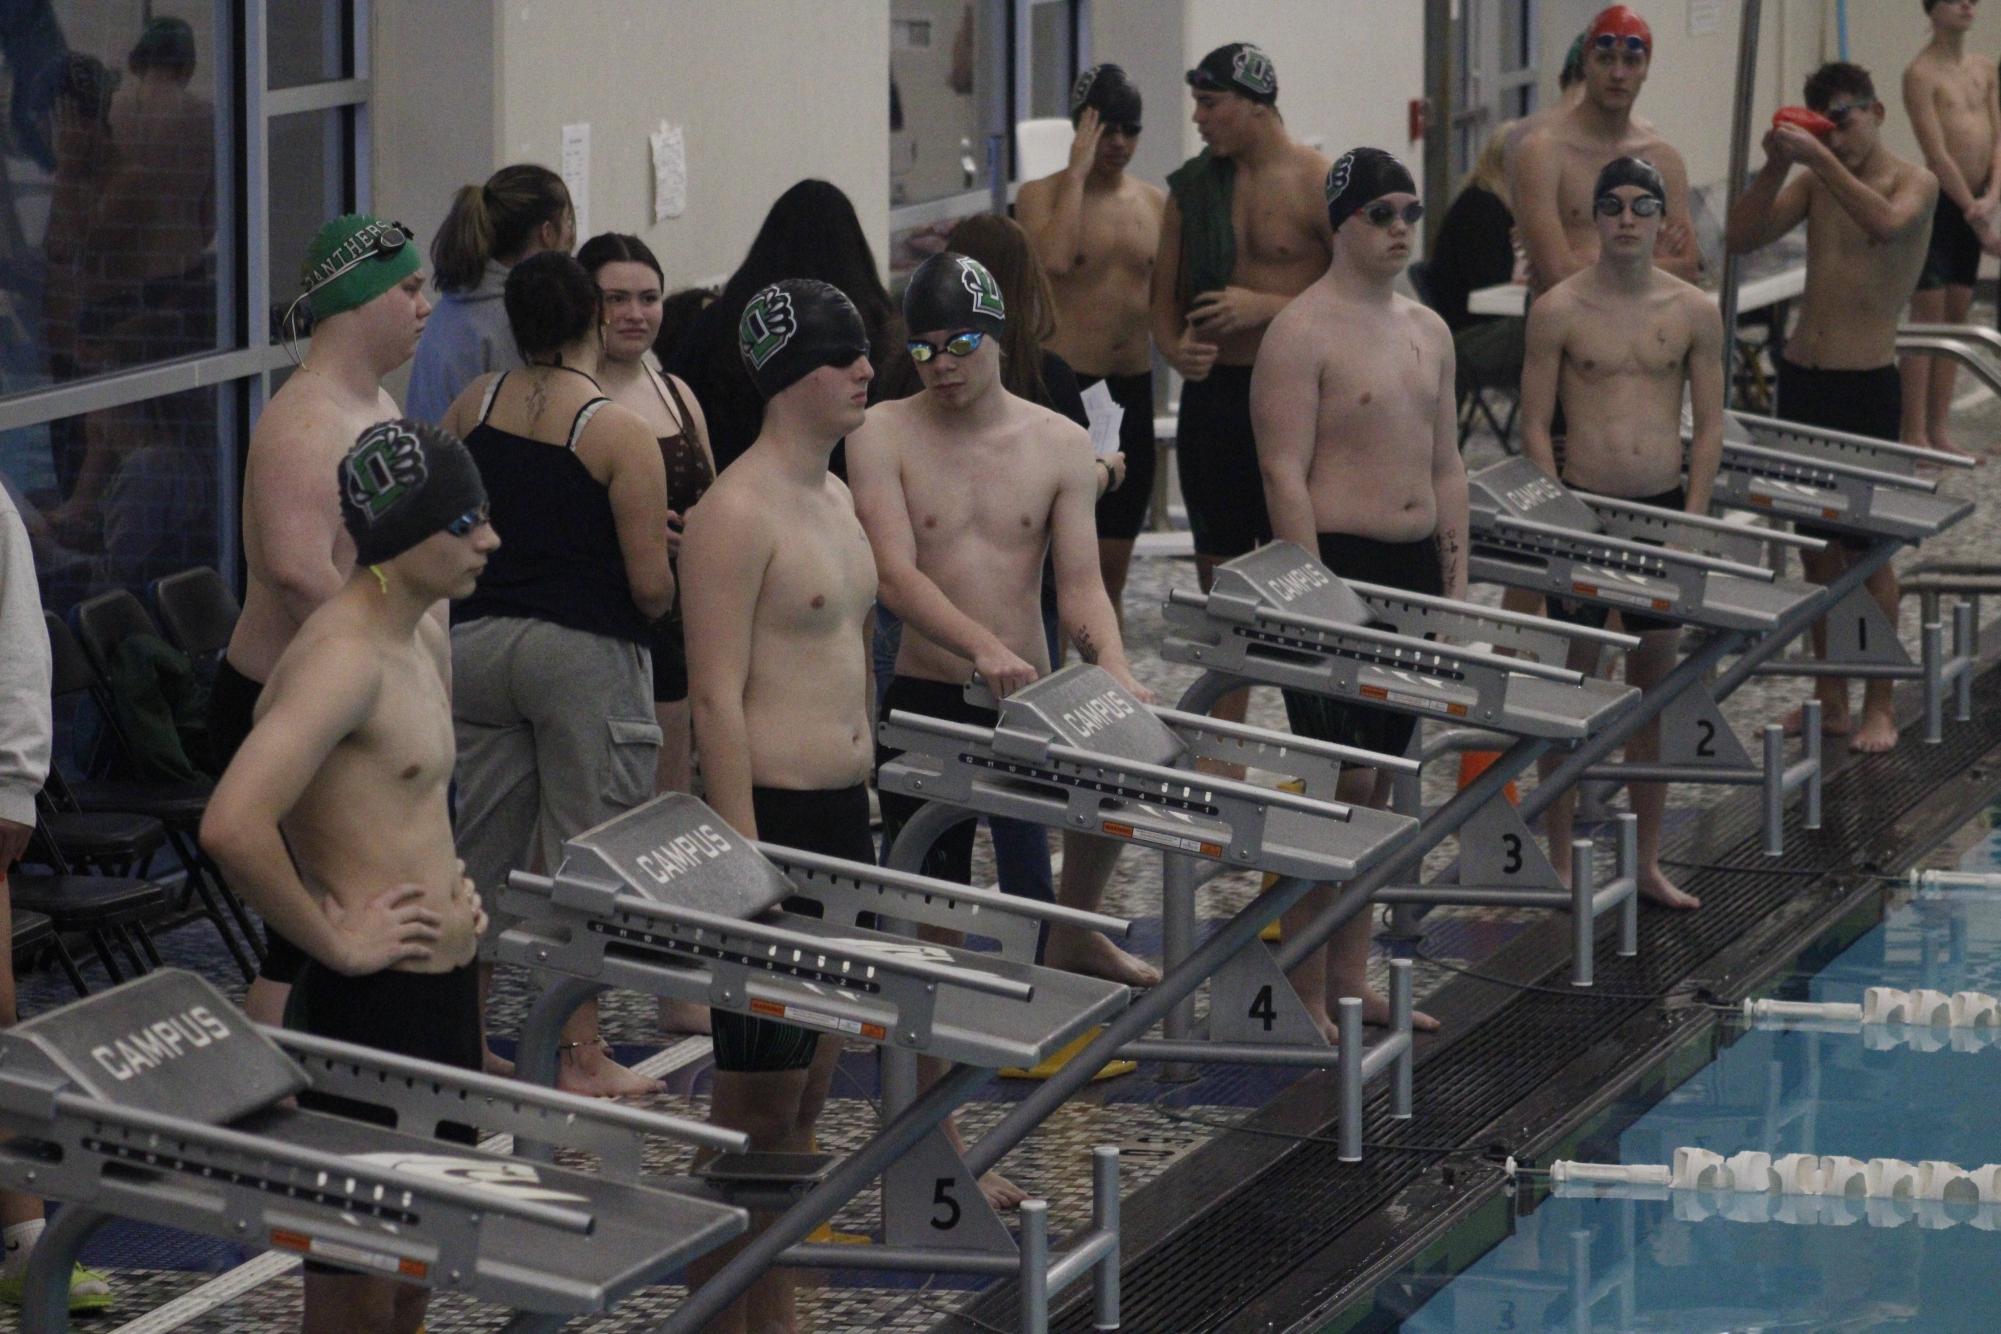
441 251 672 1098
406 164 574 422
671 179 899 475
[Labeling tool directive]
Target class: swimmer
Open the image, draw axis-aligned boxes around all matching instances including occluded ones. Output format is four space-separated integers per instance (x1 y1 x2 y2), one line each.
1253 149 1462 1039
853 252 1157 1208
201 420 497 1334
1901 0 2001 456
216 214 432 1028
680 279 880 1334
1521 156 1725 912
1514 6 1699 294
1153 44 1331 755
1728 62 1935 754
1017 64 1166 619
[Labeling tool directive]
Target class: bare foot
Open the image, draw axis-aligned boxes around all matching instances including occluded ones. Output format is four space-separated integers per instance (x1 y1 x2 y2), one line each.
1849 706 1899 754
1781 702 1849 738
556 1039 663 1098
483 1046 515 1078
980 1170 1029 1211
1345 986 1442 1032
1639 866 1701 910
1045 927 1162 987
1928 438 1983 465
657 998 712 1036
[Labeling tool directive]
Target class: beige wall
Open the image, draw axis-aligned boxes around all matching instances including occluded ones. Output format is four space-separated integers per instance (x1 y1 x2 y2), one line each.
1090 0 1188 189
371 0 888 296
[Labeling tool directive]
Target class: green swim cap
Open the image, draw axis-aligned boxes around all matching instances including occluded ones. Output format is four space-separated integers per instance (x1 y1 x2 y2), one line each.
300 214 421 320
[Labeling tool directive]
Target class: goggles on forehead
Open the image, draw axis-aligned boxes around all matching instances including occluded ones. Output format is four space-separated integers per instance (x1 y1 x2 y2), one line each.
1594 193 1664 217
1592 33 1649 56
304 223 414 296
907 330 987 363
1823 98 1875 127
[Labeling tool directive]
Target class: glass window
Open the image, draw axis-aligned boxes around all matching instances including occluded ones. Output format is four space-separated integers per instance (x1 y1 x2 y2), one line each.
267 0 353 90
5 384 231 617
267 107 351 340
1027 2 1074 119
1 2 234 397
890 0 993 209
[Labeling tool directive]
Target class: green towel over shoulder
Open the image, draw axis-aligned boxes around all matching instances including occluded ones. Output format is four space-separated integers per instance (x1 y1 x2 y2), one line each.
1167 149 1237 303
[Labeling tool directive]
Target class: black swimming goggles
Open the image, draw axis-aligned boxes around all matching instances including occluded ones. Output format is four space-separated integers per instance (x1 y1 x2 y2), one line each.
1592 33 1649 56
1362 200 1425 228
907 330 987 363
445 504 490 538
1594 193 1664 218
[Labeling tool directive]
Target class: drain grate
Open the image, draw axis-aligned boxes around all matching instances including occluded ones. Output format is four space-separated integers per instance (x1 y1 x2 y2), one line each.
952 663 2001 1334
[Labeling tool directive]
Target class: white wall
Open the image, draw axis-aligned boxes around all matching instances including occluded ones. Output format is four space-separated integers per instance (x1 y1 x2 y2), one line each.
1180 0 1425 166
1091 0 1188 189
371 0 888 296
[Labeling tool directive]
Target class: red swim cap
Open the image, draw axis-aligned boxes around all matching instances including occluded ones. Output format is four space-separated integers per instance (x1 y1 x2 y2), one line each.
1588 5 1653 51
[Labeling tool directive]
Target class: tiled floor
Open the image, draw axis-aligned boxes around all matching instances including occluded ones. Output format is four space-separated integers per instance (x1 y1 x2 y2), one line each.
10 375 2001 1332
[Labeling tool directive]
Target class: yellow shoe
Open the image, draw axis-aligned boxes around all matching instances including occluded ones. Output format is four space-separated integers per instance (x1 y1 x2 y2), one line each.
1259 779 1309 912
1000 1027 1137 1081
0 1262 112 1313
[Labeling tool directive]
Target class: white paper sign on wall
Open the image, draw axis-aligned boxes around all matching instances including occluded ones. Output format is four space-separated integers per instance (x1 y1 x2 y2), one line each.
651 121 686 223
561 122 591 241
1689 0 1723 37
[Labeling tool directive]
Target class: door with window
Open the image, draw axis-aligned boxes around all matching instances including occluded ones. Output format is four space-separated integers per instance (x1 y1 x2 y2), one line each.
1453 0 1539 179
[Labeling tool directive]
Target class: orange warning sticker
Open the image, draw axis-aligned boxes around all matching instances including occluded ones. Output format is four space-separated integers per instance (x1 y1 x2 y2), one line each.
270 1229 426 1279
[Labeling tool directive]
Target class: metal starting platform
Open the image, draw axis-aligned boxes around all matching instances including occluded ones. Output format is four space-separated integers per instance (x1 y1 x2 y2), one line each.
1161 541 1645 990
1467 456 1830 858
0 969 749 1333
496 793 1126 1333
877 663 1421 1159
1712 409 1978 743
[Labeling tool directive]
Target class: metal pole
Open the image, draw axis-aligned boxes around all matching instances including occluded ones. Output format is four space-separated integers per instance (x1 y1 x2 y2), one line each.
1020 1200 1050 1334
19 1204 105 1333
1092 1146 1121 1330
1422 0 1455 254
1719 0 1765 389
658 1064 991 1333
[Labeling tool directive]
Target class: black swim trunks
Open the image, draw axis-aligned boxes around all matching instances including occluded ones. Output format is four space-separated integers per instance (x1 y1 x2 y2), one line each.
207 657 309 987
1776 359 1901 552
1078 371 1157 541
875 676 997 886
1175 364 1271 559
1279 532 1444 762
287 961 481 1273
1919 187 1986 292
708 783 874 1075
1545 485 1687 635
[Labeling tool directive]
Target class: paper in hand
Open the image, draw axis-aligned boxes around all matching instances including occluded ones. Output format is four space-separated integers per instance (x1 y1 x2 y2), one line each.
1080 378 1124 457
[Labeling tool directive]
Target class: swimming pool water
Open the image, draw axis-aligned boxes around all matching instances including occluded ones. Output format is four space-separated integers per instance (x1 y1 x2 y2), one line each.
1399 808 2001 1333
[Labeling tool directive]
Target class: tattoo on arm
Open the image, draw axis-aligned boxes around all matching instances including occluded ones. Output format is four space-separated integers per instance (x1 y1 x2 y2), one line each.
1074 626 1101 665
1438 531 1461 590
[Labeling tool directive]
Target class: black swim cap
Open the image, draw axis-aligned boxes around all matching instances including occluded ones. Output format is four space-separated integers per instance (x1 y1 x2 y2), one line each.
737 279 871 400
1071 64 1142 126
1325 147 1418 233
1186 42 1277 105
338 420 487 567
1594 155 1665 205
902 252 1007 340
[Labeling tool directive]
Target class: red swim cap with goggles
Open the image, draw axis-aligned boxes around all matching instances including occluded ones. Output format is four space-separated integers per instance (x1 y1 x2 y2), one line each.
1588 5 1653 54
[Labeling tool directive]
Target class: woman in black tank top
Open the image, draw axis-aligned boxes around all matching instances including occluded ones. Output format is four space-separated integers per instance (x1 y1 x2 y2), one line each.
439 252 674 1096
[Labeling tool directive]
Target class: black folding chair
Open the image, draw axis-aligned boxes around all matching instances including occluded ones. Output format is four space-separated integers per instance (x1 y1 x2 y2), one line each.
151 566 240 664
44 610 260 980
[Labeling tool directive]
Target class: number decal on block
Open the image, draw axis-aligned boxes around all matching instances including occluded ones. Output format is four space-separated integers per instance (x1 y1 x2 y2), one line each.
932 1178 961 1230
1249 984 1277 1031
1502 832 1524 876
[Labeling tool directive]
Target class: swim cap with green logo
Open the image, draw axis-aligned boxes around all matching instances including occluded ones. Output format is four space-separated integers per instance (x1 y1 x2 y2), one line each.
1186 42 1277 105
902 252 1006 340
301 214 421 321
337 420 487 566
737 279 871 400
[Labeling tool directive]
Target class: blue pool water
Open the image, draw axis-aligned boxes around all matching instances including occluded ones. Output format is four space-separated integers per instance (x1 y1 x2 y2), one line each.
1402 813 2001 1332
